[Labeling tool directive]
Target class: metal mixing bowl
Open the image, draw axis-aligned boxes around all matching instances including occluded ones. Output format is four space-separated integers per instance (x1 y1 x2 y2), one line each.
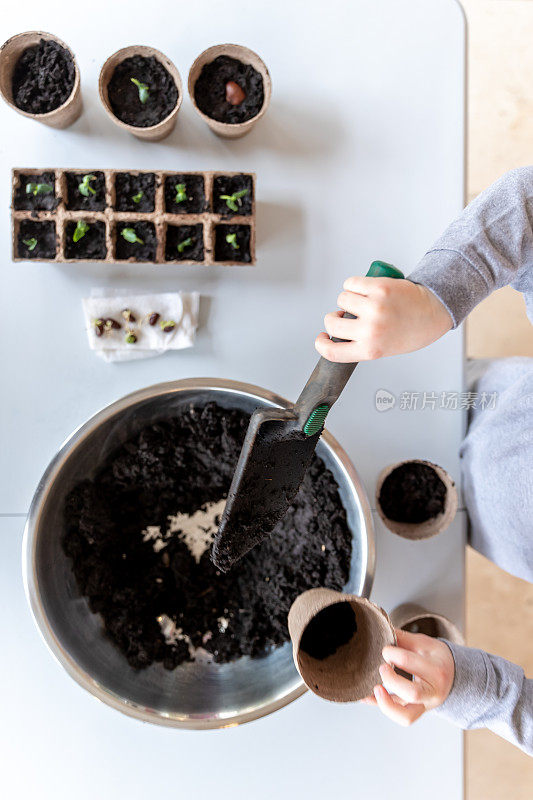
23 378 374 729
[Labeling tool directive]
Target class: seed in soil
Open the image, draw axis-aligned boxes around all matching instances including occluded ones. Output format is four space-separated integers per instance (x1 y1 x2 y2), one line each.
194 55 265 124
214 224 251 263
107 55 178 128
125 329 138 344
164 174 206 214
62 402 352 669
379 462 446 524
115 221 157 262
148 312 160 326
300 602 358 661
17 220 56 259
213 174 253 216
14 172 58 211
65 171 106 211
122 309 136 323
12 38 75 115
225 80 246 105
65 221 106 260
114 172 156 213
160 319 176 333
165 223 204 262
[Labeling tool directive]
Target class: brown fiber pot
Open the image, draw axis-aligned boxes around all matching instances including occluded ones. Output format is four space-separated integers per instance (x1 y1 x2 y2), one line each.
188 44 271 138
390 602 464 645
375 459 458 540
0 31 82 128
288 588 395 703
99 45 182 142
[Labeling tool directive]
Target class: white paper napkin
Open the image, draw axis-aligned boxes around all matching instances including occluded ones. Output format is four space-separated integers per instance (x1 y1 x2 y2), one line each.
82 290 200 362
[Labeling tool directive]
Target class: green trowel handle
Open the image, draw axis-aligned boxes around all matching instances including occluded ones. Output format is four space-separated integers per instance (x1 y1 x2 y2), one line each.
296 261 404 435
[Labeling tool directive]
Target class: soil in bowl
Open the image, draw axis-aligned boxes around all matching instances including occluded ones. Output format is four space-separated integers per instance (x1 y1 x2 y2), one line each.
214 223 251 263
194 55 264 124
165 223 204 262
64 220 106 260
115 221 157 261
17 219 56 259
65 172 106 212
114 172 156 213
379 462 446 523
62 402 353 670
164 174 206 214
13 172 58 211
213 174 253 216
107 55 178 128
300 602 358 660
12 38 75 115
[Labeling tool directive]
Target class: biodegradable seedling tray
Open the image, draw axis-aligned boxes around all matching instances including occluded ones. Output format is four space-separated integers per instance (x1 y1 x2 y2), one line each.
11 168 256 265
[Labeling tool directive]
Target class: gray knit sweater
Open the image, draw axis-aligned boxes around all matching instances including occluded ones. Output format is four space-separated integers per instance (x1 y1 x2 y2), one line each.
409 167 533 756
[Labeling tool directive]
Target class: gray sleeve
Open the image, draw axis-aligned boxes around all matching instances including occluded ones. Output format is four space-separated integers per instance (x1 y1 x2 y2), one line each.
408 166 533 327
434 640 533 756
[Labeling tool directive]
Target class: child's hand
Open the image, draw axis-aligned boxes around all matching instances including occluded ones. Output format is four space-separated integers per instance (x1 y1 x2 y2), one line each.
361 628 455 726
315 277 453 363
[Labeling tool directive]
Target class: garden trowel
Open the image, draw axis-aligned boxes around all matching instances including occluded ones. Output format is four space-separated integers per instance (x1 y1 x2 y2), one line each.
211 261 404 572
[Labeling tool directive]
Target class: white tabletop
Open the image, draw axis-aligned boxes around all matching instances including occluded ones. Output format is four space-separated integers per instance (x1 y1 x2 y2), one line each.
1 0 466 797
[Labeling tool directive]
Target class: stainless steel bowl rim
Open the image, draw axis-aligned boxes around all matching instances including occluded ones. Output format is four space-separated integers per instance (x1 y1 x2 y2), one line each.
23 377 375 729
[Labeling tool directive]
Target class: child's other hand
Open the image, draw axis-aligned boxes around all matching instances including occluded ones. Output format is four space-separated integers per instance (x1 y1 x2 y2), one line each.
361 628 455 726
315 277 453 363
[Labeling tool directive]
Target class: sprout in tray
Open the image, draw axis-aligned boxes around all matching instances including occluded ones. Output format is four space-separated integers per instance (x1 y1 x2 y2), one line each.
132 190 144 204
22 237 38 251
226 232 239 250
26 182 54 197
177 236 193 254
121 227 143 244
220 189 248 213
174 183 188 204
130 77 150 104
78 174 97 197
73 220 90 242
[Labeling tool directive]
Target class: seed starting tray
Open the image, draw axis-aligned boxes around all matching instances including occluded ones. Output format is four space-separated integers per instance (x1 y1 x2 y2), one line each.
11 168 256 265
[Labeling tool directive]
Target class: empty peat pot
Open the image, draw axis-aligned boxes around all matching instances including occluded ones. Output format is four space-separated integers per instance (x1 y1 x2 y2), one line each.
99 45 182 141
288 588 395 702
376 459 458 540
0 31 82 128
390 602 464 645
188 44 271 138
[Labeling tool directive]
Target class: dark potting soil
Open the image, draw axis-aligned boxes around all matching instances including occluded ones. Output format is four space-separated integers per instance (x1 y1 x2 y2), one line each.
213 174 253 216
379 462 446 524
114 173 156 213
165 224 204 262
115 221 157 262
65 172 106 211
17 219 56 259
300 603 358 660
64 221 107 260
12 39 75 115
62 402 353 670
214 224 251 263
107 55 178 128
194 55 264 124
14 172 59 211
164 174 206 214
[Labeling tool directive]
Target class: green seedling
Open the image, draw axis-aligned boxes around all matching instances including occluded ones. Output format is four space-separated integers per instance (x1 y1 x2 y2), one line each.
121 227 144 245
73 220 90 242
125 331 138 344
219 189 248 212
177 237 193 254
131 77 149 104
22 237 37 251
132 190 144 204
78 174 97 197
26 182 53 197
225 232 239 250
160 319 176 333
174 183 188 204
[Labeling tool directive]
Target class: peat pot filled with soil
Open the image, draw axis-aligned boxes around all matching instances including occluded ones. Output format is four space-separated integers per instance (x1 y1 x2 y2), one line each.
23 379 374 728
189 44 271 138
99 46 182 141
0 31 82 128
